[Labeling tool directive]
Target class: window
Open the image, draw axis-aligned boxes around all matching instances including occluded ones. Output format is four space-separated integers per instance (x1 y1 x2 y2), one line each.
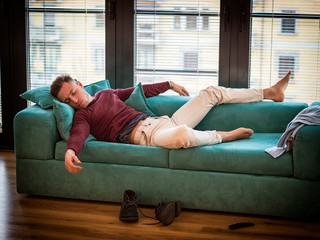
93 46 105 72
44 12 56 27
43 2 56 27
95 5 105 28
202 15 209 30
186 9 197 30
173 8 209 31
137 45 154 69
184 52 198 71
173 8 181 30
26 0 105 92
24 0 319 107
281 10 296 34
250 0 320 104
135 1 220 96
278 55 295 80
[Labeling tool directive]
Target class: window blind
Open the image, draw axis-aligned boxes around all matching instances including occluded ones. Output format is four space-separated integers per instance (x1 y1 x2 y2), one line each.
26 0 105 91
250 0 320 104
134 0 220 96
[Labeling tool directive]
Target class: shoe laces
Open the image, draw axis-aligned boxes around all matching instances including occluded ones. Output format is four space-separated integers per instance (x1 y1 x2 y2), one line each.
155 202 165 218
134 203 161 225
122 193 164 225
122 199 138 212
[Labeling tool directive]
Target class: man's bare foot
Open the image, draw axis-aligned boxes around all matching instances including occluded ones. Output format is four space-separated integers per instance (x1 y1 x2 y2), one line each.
263 71 291 102
218 128 254 143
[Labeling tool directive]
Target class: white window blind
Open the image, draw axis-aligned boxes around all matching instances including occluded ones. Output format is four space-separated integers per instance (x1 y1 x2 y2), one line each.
134 0 220 96
250 0 320 104
26 0 105 90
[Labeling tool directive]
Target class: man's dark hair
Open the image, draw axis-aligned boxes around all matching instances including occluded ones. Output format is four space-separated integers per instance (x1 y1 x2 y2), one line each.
50 74 74 98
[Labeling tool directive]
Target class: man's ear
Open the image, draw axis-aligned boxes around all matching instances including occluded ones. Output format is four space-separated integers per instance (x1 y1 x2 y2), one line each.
76 81 84 88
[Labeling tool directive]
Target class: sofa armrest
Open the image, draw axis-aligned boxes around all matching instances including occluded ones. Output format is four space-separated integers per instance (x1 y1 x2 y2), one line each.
293 125 320 181
14 105 60 160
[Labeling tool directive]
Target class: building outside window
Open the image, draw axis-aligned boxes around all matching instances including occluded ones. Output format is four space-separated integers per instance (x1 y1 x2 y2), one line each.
250 0 319 104
44 12 55 27
25 1 319 104
93 46 105 72
278 55 295 80
135 1 220 96
173 8 181 30
184 52 198 71
137 45 154 69
26 0 106 91
186 9 197 30
202 15 209 30
281 10 297 34
96 5 105 28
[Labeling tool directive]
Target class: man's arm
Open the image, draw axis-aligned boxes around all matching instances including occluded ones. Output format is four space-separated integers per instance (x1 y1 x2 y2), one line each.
65 111 90 174
65 149 82 174
116 82 189 101
142 81 189 97
169 81 189 96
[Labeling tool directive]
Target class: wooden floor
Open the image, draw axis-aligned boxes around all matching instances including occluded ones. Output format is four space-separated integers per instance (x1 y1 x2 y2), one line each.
1 150 319 240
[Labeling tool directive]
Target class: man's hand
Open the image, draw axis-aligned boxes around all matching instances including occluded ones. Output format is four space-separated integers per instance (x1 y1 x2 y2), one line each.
65 149 82 174
172 83 190 96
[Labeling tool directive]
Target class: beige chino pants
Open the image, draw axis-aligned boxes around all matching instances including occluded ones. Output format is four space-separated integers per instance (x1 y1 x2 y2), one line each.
133 86 263 149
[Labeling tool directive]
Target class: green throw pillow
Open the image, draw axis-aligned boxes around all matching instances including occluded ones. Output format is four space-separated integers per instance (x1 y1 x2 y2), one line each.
53 99 75 141
20 85 53 109
124 82 157 116
20 79 111 109
310 102 320 107
53 99 96 142
84 80 111 96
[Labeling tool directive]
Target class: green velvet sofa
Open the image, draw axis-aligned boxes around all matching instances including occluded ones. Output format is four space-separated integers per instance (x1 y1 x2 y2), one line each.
14 96 320 220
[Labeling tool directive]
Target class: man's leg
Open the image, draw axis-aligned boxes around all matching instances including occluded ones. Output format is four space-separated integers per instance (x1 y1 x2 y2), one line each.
263 71 291 102
217 128 254 143
170 71 291 129
216 71 292 142
140 71 291 149
152 123 222 149
132 117 222 148
170 87 263 129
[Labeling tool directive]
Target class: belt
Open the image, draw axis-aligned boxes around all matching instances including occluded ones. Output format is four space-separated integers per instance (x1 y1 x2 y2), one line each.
128 119 145 144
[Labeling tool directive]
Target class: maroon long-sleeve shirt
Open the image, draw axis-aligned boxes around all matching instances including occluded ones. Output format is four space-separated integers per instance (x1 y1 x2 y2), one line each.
67 81 170 155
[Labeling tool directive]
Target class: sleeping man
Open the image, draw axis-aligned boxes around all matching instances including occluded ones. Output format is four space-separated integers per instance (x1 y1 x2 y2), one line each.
50 71 291 173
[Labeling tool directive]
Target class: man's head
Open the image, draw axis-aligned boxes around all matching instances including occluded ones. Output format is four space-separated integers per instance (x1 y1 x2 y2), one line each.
50 74 92 109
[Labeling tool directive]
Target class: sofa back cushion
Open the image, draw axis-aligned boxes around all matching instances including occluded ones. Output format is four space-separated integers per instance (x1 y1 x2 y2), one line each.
147 95 308 133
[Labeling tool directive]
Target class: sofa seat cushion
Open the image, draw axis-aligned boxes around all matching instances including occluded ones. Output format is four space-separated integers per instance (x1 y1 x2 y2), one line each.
169 133 293 177
55 141 170 168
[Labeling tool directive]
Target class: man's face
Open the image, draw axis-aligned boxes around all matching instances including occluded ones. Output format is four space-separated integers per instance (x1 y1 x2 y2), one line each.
57 81 91 109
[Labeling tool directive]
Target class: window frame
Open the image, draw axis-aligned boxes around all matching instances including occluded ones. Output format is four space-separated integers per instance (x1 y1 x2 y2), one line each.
219 0 251 88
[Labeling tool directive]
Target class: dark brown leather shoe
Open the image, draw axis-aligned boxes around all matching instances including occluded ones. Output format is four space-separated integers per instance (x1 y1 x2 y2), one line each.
154 201 181 225
119 190 138 222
